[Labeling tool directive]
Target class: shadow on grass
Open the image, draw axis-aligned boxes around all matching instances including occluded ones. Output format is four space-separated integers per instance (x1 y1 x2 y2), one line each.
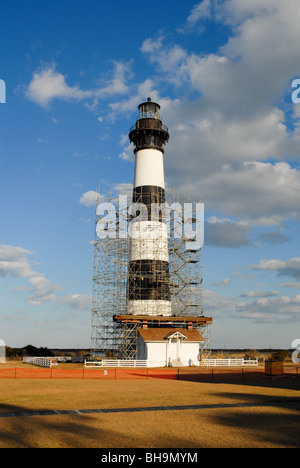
0 402 200 448
207 392 300 448
1 391 300 448
125 368 300 391
0 402 103 447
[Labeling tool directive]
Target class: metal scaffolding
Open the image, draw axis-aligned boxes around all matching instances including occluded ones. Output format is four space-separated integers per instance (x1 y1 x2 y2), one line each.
90 187 211 359
90 190 128 356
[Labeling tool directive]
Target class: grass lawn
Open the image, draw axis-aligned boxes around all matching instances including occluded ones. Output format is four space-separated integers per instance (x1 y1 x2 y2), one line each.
0 365 299 448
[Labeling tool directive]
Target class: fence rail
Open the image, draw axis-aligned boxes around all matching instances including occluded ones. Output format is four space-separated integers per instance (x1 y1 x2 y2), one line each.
202 358 258 367
85 360 148 368
23 357 53 367
85 358 258 368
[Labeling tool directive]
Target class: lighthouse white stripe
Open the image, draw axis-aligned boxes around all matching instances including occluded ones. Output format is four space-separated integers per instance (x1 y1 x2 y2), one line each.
134 149 165 188
127 300 172 316
129 221 169 261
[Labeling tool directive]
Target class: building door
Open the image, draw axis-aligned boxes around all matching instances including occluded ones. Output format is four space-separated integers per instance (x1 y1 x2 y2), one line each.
169 338 179 360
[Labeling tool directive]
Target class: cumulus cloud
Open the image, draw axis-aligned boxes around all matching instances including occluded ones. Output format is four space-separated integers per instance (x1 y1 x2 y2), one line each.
0 245 93 310
0 245 34 278
256 232 290 245
79 190 101 207
187 0 212 24
26 1 300 231
131 1 300 227
278 282 300 289
201 162 300 223
25 60 132 108
79 184 133 210
235 294 300 323
211 278 230 287
25 64 91 107
240 290 280 298
58 294 92 310
204 217 252 248
26 275 60 306
203 288 236 316
108 78 160 116
118 143 134 162
204 285 300 323
0 245 60 306
250 257 300 280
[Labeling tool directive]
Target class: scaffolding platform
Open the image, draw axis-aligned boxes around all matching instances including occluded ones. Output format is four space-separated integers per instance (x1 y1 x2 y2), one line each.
113 314 212 326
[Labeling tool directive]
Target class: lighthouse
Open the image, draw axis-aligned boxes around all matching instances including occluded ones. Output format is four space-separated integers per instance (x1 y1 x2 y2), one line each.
126 98 171 316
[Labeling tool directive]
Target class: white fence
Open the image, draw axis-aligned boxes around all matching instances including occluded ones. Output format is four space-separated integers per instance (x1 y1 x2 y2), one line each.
85 360 148 368
0 339 5 363
23 357 53 367
201 358 258 367
23 357 258 369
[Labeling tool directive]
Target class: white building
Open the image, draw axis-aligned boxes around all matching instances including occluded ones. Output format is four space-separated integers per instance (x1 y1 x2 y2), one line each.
137 327 204 367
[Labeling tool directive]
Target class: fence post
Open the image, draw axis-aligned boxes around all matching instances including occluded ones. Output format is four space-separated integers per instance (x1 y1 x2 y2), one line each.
177 368 180 381
211 369 214 381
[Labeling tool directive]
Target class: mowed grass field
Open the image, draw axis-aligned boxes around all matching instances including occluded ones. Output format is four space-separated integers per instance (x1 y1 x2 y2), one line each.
0 362 299 448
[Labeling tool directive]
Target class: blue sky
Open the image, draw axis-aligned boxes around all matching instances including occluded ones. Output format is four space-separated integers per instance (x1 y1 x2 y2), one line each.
1 0 300 349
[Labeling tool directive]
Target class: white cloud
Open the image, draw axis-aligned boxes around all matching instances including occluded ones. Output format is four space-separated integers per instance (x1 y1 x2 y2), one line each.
93 61 132 99
211 278 231 287
204 284 300 324
0 245 60 306
187 0 212 24
25 64 91 107
58 294 92 310
25 1 300 234
236 294 300 323
25 60 132 108
132 1 300 228
0 245 34 278
140 36 164 54
108 78 159 116
250 257 300 280
118 143 134 162
205 217 252 248
203 288 235 315
166 157 300 225
141 36 187 77
79 190 101 207
278 282 300 289
26 275 60 306
113 182 133 197
240 290 280 298
256 232 289 245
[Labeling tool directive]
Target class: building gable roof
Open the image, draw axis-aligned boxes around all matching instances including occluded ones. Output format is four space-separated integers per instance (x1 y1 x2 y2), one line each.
138 327 204 343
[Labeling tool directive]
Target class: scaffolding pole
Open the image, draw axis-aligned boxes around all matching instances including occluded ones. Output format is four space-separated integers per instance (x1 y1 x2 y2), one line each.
90 188 211 359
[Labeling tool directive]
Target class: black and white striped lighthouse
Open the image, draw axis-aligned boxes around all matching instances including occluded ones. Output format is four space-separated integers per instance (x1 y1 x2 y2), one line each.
126 98 171 316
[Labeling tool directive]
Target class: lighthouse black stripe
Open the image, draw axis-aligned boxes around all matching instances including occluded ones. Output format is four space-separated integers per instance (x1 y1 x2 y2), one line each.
132 185 166 222
133 185 165 205
127 259 171 301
